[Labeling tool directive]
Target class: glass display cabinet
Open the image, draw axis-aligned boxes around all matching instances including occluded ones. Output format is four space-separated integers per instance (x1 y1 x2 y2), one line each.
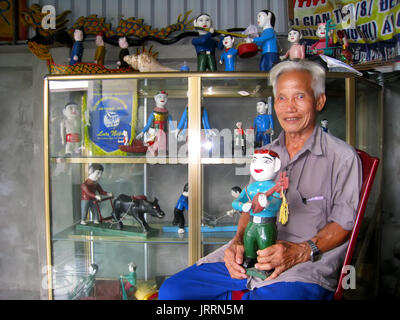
44 72 383 299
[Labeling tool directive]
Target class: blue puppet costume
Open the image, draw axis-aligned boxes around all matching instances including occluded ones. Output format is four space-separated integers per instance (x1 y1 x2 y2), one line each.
173 183 189 230
232 178 282 269
253 100 274 147
254 113 274 147
177 106 213 137
252 10 278 72
70 28 84 66
219 35 238 71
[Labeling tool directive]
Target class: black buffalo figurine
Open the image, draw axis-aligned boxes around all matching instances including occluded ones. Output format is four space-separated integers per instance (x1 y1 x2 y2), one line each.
112 194 165 233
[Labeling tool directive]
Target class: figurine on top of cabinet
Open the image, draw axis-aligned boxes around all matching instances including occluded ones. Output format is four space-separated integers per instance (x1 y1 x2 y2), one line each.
117 36 130 69
69 28 84 66
173 183 189 234
192 13 220 71
336 30 353 65
136 91 175 155
247 10 278 71
232 149 289 278
253 99 274 148
60 102 81 155
80 164 113 225
233 121 246 156
94 32 105 65
120 262 137 300
280 28 305 61
310 22 334 56
219 35 238 71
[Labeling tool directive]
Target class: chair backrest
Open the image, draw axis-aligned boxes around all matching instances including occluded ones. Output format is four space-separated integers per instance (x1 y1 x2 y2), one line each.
333 149 380 300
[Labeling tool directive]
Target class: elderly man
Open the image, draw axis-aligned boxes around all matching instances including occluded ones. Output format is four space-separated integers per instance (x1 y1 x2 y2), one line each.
159 60 362 300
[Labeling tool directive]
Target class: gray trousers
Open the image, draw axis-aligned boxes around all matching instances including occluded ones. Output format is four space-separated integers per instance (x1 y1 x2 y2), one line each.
81 200 99 221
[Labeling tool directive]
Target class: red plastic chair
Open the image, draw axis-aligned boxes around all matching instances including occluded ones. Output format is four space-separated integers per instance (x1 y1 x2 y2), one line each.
333 149 379 300
232 149 379 300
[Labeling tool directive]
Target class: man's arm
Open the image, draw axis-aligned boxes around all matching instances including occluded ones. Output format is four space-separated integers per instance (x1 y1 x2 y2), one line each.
255 221 351 280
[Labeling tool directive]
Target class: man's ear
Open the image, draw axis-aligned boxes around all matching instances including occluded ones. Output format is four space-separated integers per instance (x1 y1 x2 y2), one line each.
274 158 281 173
316 93 326 112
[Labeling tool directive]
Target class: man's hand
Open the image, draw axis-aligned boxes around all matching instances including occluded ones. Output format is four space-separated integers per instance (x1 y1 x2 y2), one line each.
255 240 310 280
224 239 248 279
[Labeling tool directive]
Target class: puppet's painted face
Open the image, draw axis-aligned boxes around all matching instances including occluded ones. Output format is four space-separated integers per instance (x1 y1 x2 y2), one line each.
250 153 280 182
223 36 234 48
288 30 301 43
195 14 212 30
154 92 168 107
119 37 128 48
63 104 79 119
74 29 83 41
128 263 136 273
89 169 103 181
316 23 327 39
256 101 267 114
96 35 104 46
257 11 271 28
231 190 240 198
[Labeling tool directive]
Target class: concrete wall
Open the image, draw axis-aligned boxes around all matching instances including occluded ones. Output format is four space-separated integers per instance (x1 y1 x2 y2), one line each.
0 48 46 299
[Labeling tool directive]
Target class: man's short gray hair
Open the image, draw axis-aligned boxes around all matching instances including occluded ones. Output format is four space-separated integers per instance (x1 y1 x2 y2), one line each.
269 60 326 98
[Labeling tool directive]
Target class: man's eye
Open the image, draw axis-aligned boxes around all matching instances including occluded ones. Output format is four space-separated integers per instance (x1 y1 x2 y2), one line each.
297 94 305 99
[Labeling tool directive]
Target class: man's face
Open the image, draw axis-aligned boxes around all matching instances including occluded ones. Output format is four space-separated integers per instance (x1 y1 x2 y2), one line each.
154 93 168 107
288 30 301 43
250 153 278 181
195 15 212 29
274 70 325 137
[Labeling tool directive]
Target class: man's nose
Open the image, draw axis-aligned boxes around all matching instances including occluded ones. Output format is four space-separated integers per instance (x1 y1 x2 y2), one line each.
285 99 298 112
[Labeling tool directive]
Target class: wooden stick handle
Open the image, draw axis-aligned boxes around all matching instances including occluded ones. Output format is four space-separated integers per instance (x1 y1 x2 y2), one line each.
195 27 248 38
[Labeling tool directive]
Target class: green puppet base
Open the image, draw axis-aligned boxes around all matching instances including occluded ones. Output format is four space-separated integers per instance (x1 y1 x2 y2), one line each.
245 267 274 280
76 222 159 238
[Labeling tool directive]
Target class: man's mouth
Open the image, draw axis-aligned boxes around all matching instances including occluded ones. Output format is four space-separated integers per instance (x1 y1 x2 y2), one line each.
203 25 207 28
254 169 263 173
285 117 300 122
